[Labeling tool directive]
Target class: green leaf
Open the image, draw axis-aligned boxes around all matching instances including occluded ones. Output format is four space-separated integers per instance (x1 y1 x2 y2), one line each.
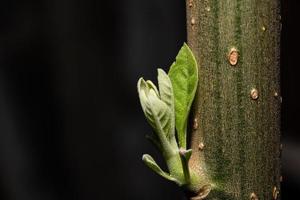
146 80 159 96
142 154 181 185
157 68 175 140
137 78 173 155
168 43 198 148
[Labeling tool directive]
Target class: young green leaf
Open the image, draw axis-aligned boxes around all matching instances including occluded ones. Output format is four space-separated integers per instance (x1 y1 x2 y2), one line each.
137 78 173 155
157 68 175 140
142 154 181 185
168 43 198 148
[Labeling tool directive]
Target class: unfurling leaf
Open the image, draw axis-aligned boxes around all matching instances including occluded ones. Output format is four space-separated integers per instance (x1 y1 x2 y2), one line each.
138 78 171 137
137 77 174 156
142 154 181 185
168 43 198 148
157 69 175 139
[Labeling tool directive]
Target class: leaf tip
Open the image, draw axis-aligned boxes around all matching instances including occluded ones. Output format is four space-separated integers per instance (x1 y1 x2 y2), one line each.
157 68 168 78
142 154 149 161
137 77 144 82
183 42 189 48
142 154 154 165
137 77 145 89
157 68 163 72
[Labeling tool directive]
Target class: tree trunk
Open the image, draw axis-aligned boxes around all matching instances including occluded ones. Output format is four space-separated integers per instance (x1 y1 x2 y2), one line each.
186 0 281 199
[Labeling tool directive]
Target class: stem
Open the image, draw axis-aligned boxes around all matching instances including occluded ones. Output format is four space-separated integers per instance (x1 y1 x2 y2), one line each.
179 148 191 183
186 0 281 199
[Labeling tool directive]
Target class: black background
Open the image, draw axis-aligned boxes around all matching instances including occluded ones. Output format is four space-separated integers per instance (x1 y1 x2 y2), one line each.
0 0 299 200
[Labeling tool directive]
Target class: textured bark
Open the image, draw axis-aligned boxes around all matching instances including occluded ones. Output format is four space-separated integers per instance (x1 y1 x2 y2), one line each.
186 0 281 199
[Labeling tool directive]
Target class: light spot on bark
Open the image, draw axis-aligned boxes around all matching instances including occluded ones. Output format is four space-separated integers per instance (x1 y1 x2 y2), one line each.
198 142 204 151
191 18 196 25
228 48 238 66
250 88 259 100
250 192 258 200
193 118 198 130
273 186 279 200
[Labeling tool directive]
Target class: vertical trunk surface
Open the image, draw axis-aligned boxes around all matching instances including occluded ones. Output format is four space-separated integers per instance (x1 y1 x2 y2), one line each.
186 0 281 199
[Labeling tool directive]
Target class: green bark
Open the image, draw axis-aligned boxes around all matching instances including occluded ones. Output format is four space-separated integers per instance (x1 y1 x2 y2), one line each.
186 0 281 199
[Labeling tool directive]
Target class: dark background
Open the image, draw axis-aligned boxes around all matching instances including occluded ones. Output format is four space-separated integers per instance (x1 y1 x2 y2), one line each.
0 0 299 200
